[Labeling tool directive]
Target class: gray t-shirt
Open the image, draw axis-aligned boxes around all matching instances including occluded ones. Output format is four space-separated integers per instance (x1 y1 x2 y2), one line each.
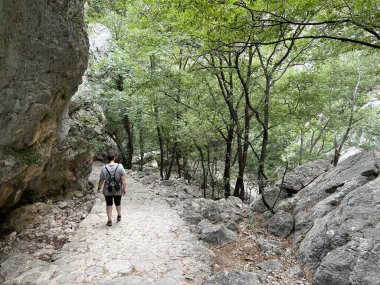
100 163 126 196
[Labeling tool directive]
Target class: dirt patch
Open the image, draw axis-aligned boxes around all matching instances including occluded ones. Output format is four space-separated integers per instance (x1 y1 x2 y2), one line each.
0 189 95 262
205 217 313 285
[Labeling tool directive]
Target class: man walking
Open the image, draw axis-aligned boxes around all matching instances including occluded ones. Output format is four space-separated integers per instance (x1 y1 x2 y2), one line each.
97 154 127 226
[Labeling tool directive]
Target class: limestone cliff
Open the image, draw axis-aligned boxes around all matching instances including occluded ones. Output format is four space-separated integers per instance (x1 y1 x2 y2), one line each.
0 0 88 210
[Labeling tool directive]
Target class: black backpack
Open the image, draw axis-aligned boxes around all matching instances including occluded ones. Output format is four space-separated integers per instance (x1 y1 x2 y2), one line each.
105 164 121 192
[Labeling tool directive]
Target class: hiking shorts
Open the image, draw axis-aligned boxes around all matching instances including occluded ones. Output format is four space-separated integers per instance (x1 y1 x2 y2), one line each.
105 195 122 206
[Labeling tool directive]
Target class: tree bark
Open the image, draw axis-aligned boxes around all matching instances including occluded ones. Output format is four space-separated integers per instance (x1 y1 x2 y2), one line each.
123 114 134 169
223 124 234 198
196 145 207 198
332 67 361 166
154 106 164 180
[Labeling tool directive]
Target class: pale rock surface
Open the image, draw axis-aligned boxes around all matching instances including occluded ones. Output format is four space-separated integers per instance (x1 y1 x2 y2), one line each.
197 220 237 245
257 238 284 256
257 259 284 271
263 210 294 238
0 0 88 210
204 270 261 285
0 164 213 285
294 151 380 285
250 186 288 213
25 20 108 201
281 159 331 195
6 202 53 232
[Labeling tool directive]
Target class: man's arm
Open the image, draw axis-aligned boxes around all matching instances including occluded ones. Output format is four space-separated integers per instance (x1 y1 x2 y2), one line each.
121 175 127 194
97 179 105 193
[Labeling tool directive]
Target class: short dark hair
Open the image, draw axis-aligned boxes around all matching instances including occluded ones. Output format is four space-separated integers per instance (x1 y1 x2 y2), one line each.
107 154 115 162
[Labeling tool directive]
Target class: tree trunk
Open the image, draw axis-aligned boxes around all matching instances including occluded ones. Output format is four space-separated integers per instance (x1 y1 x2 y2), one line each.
183 156 191 183
105 131 128 165
176 151 182 178
139 126 144 171
224 124 234 198
154 106 164 180
196 145 207 198
233 104 251 200
207 146 216 199
165 143 177 180
123 115 134 169
332 68 361 166
258 77 271 194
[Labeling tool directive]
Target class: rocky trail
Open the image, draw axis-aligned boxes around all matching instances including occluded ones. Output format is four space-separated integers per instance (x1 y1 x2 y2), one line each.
0 163 211 284
0 162 311 285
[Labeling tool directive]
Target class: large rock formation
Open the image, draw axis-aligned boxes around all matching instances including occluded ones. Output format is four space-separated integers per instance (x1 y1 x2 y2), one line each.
0 0 88 210
281 159 331 195
14 24 108 202
293 151 380 284
250 159 331 214
26 99 105 200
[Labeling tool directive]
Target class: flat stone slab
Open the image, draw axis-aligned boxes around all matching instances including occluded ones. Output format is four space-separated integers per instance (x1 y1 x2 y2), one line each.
1 165 212 285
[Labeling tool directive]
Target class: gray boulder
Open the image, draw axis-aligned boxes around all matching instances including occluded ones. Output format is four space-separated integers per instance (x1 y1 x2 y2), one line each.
257 259 284 271
159 180 180 187
6 202 53 232
251 186 288 213
198 220 237 245
257 238 283 256
0 0 88 211
202 202 223 223
0 253 51 282
178 197 250 237
293 151 380 285
313 231 380 285
204 270 261 285
263 210 294 238
141 175 160 185
282 159 331 195
285 265 304 278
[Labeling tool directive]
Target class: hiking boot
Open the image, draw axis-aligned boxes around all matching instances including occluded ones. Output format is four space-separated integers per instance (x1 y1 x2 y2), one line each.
117 215 121 222
107 220 112 226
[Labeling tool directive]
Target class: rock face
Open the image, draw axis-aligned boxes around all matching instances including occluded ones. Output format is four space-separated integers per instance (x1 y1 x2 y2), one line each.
204 270 261 285
251 160 331 214
250 186 288 213
281 159 331 195
294 151 380 285
26 99 105 200
198 219 237 245
263 210 294 238
0 0 88 210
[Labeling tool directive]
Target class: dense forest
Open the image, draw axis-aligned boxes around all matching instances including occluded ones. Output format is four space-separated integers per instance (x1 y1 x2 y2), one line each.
84 0 380 201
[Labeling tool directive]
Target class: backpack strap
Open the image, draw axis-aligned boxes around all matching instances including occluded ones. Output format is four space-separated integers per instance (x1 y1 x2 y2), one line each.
114 164 120 182
105 164 120 182
105 165 112 181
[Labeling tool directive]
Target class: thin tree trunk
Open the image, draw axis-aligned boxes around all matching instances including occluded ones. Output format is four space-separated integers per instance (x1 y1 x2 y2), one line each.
196 145 207 198
105 131 128 165
123 115 134 169
207 146 215 199
224 125 234 198
165 144 177 180
258 77 271 194
154 106 164 180
176 151 182 178
139 128 144 171
332 68 361 166
183 156 191 183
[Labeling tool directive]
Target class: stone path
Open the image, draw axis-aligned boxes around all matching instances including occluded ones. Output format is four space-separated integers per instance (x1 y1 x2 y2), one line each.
1 163 212 285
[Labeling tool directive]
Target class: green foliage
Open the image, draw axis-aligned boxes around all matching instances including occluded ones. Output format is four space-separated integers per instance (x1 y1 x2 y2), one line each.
16 149 42 166
85 0 380 192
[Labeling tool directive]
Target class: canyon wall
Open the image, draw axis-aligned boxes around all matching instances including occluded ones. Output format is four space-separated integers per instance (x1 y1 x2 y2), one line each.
0 0 89 210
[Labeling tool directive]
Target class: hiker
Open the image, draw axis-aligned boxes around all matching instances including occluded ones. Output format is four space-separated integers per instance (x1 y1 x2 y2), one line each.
97 154 127 226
